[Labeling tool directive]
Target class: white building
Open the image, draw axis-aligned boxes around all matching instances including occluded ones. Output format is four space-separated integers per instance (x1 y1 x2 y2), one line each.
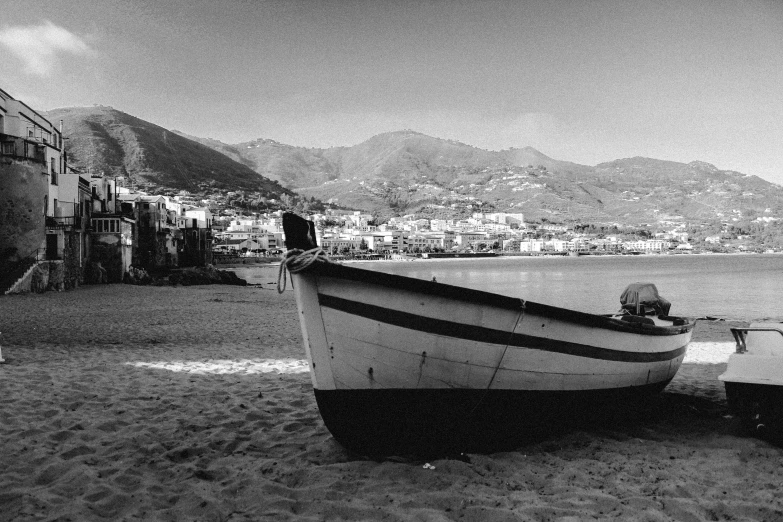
519 239 544 252
184 207 213 228
623 239 669 252
454 232 486 247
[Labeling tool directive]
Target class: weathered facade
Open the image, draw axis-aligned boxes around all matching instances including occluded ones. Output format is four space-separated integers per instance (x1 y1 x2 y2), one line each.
179 217 213 267
1 87 70 293
0 160 48 263
135 195 169 270
51 173 93 288
88 177 136 283
179 208 213 266
90 215 135 283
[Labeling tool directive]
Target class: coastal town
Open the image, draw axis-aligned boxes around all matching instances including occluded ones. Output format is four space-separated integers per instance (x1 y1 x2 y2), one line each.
0 85 777 295
4 5 783 522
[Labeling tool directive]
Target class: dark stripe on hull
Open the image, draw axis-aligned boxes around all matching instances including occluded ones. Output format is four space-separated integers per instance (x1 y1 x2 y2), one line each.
318 294 687 363
314 381 672 456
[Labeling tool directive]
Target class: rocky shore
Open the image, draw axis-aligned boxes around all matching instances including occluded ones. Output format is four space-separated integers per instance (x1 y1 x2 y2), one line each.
123 265 247 287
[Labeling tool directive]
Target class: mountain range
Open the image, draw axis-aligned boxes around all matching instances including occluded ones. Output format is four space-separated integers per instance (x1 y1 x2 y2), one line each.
46 106 783 224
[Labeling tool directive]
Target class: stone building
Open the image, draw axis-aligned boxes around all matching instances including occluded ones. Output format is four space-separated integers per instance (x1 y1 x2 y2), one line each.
0 87 73 293
52 172 93 288
86 176 136 283
134 195 170 270
179 207 213 266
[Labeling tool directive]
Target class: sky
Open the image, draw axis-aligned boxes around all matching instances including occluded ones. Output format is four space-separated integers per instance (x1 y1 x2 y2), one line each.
2 0 782 183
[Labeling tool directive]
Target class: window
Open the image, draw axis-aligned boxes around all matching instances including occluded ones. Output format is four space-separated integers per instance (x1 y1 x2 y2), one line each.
50 158 57 185
1 142 13 155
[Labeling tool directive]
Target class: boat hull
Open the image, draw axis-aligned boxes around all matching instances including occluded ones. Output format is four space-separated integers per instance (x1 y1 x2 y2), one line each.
314 382 671 455
289 260 694 454
720 324 783 440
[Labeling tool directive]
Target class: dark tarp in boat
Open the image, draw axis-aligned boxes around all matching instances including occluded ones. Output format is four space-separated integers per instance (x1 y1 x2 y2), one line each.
620 283 671 316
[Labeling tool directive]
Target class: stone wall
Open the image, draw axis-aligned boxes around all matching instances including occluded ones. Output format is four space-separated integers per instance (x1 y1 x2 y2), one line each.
62 231 83 290
11 261 65 294
0 159 47 264
91 237 124 283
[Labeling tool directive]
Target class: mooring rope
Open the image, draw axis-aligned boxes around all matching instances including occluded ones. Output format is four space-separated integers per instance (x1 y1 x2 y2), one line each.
277 247 329 294
462 303 526 431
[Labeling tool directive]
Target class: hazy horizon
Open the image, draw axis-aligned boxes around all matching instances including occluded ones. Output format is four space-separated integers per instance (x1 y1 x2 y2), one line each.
2 0 782 183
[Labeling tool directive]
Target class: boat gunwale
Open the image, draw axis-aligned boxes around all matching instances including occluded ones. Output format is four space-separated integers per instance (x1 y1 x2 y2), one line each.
300 260 695 337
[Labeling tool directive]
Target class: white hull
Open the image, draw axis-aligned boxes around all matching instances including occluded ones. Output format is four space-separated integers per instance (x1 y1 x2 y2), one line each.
293 271 690 394
720 323 783 386
720 323 783 440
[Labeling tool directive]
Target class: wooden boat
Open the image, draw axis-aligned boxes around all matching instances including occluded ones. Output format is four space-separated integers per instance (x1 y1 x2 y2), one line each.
720 324 783 439
280 213 696 455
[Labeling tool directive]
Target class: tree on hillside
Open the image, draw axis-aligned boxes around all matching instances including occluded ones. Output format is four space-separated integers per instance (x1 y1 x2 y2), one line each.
280 194 294 209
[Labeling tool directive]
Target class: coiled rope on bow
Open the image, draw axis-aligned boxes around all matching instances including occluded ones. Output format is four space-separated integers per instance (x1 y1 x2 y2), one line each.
277 247 329 293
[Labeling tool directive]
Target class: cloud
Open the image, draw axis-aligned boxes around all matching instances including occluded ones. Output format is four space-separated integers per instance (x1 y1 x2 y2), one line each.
0 21 92 76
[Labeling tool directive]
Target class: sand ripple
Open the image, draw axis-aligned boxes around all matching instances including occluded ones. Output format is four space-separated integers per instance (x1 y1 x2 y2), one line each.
2 283 782 521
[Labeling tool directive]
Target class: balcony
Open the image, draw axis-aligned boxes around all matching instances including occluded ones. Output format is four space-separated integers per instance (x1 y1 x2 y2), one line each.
45 216 82 230
1 135 47 165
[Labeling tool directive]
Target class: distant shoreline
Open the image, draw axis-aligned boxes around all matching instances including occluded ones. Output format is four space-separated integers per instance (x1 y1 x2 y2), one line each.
224 249 771 269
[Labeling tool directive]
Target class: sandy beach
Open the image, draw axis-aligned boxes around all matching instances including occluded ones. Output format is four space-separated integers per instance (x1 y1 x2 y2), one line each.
2 270 782 521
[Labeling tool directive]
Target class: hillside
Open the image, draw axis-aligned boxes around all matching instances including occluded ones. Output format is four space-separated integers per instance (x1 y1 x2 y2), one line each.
48 106 783 224
44 106 291 199
197 131 783 224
